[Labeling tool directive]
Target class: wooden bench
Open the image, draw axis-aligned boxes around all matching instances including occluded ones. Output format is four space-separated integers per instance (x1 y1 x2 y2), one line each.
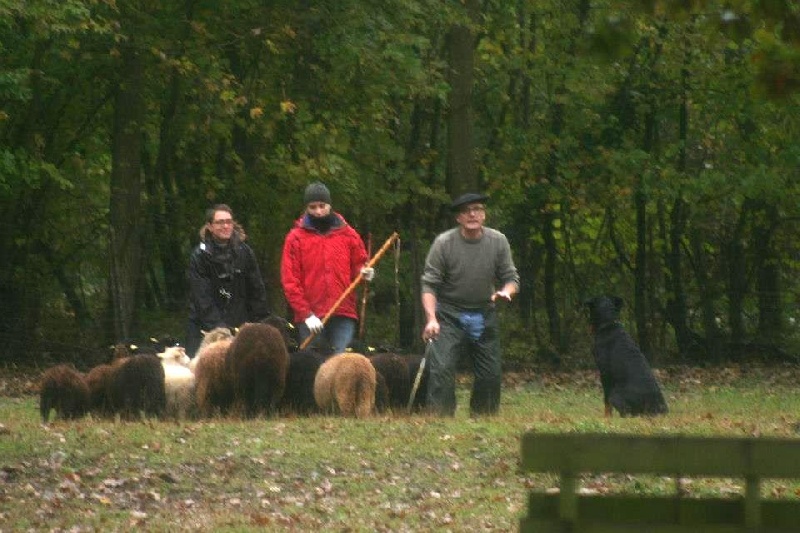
519 432 800 532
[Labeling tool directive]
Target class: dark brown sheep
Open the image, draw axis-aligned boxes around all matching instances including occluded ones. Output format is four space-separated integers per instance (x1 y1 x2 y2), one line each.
85 363 116 416
85 342 133 417
39 364 89 423
226 322 289 417
106 354 166 420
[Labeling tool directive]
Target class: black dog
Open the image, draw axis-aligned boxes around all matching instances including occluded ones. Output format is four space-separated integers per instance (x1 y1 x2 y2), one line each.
585 295 668 417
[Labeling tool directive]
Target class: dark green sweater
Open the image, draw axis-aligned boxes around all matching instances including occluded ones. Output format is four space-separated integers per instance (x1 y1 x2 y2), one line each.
421 227 520 310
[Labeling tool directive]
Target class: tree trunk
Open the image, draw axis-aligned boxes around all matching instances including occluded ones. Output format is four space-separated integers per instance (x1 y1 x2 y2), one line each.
445 0 479 196
754 203 782 344
663 47 696 361
152 68 189 310
109 44 146 342
726 203 750 361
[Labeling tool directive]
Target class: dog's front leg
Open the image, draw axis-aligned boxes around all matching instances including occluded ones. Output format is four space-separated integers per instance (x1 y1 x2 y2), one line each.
604 402 613 418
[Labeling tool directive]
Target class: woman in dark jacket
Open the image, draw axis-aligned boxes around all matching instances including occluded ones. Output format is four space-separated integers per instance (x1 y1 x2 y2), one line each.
186 204 270 357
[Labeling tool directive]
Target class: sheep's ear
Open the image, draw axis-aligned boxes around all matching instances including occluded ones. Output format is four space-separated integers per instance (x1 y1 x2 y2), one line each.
150 337 158 343
200 329 208 337
233 327 240 335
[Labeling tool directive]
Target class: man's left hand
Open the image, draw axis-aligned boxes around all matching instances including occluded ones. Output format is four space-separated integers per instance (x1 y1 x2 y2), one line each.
491 290 512 302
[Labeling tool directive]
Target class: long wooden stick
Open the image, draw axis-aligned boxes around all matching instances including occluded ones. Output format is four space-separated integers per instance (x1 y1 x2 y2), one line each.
300 231 400 350
407 339 432 412
358 232 372 341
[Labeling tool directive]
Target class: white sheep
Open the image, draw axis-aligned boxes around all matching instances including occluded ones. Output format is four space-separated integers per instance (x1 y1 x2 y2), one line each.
158 345 196 419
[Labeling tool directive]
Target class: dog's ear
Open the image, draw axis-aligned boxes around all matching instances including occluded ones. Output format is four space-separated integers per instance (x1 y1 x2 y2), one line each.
612 296 624 311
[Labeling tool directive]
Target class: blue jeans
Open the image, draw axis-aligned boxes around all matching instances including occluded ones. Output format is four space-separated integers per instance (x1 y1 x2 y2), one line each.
296 315 357 355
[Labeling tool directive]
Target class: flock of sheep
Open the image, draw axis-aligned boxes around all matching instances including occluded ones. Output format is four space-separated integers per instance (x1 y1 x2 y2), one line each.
38 318 429 423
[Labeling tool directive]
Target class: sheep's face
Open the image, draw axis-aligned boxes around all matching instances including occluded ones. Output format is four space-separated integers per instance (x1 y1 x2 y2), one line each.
158 345 190 366
200 327 234 347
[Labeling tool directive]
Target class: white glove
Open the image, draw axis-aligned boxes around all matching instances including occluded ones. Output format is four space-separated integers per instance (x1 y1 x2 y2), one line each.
304 314 324 333
360 266 375 282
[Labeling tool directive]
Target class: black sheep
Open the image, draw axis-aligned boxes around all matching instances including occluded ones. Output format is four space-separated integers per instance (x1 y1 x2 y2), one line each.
373 370 390 414
106 354 167 419
585 295 668 417
279 349 325 415
405 353 430 413
369 353 411 411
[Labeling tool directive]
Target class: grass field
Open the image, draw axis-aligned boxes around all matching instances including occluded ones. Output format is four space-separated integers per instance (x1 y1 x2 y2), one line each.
2 365 800 531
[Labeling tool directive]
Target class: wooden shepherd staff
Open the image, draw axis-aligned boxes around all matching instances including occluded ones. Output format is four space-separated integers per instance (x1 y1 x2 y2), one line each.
358 232 373 341
300 231 400 350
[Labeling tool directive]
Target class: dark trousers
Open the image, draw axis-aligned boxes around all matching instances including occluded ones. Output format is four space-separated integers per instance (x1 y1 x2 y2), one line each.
185 320 204 358
426 303 502 416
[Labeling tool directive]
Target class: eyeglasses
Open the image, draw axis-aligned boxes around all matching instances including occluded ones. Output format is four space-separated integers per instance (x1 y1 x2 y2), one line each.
459 205 485 215
212 219 234 226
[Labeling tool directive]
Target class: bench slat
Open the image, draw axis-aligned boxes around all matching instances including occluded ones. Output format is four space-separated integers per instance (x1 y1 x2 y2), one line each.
521 494 800 532
521 433 800 477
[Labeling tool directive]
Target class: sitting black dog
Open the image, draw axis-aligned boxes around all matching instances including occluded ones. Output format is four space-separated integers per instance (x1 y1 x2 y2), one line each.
585 295 668 417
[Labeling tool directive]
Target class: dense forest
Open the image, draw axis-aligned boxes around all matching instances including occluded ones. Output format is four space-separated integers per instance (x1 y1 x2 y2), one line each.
1 1 798 368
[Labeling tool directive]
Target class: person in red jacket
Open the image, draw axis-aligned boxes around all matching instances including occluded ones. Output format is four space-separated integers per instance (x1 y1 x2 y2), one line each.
280 182 373 355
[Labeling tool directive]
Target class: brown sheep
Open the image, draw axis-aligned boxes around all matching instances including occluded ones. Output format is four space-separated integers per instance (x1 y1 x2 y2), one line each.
39 364 89 423
192 338 235 417
226 322 289 418
314 353 376 418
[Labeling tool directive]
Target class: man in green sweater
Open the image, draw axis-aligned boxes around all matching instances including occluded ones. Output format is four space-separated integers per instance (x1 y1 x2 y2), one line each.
421 192 520 416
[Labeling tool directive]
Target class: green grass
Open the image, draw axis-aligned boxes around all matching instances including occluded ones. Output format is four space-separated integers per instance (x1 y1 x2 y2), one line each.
2 367 800 531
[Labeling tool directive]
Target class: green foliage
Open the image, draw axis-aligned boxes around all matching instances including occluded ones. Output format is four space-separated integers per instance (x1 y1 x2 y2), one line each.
0 0 798 364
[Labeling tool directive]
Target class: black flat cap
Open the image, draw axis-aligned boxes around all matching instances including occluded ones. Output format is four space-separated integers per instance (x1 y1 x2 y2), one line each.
450 192 489 211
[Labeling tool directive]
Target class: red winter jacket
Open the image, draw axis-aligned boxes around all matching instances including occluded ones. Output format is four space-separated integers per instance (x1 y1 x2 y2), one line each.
280 213 369 323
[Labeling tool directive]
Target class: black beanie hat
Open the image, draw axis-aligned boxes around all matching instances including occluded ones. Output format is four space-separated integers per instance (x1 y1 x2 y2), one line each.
304 181 332 204
450 192 489 212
